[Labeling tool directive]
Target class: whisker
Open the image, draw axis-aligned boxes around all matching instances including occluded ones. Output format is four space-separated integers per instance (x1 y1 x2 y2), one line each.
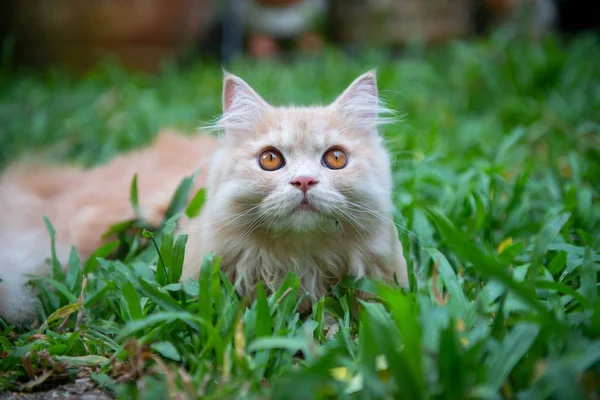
165 204 263 232
210 205 263 234
338 212 372 246
343 201 430 247
220 213 270 259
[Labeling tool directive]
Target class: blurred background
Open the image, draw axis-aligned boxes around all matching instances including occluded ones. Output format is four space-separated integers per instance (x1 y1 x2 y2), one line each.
0 0 598 171
0 0 598 72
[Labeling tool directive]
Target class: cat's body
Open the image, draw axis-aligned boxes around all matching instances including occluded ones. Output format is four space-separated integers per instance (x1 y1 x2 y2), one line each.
0 71 408 325
0 132 216 324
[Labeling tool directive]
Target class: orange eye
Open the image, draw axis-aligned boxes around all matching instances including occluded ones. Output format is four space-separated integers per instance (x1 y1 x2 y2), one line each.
259 149 285 171
322 148 348 170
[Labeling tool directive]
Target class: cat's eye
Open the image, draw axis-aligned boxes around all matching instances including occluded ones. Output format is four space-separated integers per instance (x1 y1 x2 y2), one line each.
259 149 285 171
322 148 348 170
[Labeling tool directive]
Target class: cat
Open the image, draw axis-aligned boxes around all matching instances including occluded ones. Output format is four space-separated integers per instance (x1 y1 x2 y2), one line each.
0 70 408 325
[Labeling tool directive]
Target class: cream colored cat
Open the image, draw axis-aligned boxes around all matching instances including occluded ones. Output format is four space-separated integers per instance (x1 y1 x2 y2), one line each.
0 71 408 325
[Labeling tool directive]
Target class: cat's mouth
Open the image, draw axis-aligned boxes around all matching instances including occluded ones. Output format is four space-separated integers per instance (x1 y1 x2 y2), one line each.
298 199 316 212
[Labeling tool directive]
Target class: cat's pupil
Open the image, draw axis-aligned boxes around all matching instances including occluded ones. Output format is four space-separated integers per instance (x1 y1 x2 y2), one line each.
322 147 347 169
259 149 284 171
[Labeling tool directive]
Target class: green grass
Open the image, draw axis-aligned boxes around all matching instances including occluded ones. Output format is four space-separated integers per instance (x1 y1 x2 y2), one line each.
1 32 600 399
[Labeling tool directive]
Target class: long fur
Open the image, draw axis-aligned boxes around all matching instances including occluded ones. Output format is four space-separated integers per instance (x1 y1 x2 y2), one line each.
0 131 217 324
180 71 408 311
0 71 408 324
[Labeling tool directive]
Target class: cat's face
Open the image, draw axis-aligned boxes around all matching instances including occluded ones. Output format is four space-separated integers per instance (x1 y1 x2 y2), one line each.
207 71 394 236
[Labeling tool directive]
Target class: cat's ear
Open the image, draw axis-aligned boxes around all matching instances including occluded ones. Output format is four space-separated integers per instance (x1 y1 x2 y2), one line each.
221 72 270 134
332 70 386 132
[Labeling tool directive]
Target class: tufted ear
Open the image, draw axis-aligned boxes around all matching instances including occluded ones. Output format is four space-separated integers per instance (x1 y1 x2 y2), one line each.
220 72 271 134
332 70 388 133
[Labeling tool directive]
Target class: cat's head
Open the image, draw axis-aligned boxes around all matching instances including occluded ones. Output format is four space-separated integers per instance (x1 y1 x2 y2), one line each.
206 71 396 236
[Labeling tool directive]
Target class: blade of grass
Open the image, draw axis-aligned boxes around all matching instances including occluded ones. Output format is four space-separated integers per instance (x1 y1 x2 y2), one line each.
255 283 273 338
438 323 466 400
66 246 82 294
83 241 120 275
185 188 206 219
198 254 214 342
164 174 195 220
535 279 591 309
529 212 571 281
118 312 207 338
42 216 64 281
486 322 539 391
121 280 143 320
169 234 187 284
425 207 565 332
129 174 142 221
28 275 78 304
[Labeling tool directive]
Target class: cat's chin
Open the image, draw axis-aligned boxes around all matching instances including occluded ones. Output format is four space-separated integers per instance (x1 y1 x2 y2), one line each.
289 213 326 232
268 207 333 234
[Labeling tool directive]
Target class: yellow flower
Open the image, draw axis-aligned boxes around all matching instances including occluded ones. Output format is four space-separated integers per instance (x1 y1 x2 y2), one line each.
330 367 350 381
497 237 513 254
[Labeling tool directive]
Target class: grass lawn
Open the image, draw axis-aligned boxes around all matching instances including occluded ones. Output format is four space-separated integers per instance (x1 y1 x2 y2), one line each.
0 32 599 399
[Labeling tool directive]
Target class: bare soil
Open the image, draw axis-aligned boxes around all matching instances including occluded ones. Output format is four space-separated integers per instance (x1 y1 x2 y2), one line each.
0 379 112 400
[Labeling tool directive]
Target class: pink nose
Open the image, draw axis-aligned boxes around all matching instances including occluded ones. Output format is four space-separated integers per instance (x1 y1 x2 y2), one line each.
290 176 319 193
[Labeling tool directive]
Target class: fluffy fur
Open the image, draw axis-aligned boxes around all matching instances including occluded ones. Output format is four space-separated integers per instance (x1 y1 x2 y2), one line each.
0 71 408 324
0 132 216 324
180 71 408 312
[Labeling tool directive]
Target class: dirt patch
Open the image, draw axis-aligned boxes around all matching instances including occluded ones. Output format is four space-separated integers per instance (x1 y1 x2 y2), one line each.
0 379 113 400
